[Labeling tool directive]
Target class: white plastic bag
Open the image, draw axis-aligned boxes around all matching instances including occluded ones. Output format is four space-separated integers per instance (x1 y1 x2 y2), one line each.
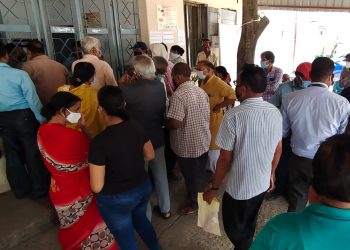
197 192 221 236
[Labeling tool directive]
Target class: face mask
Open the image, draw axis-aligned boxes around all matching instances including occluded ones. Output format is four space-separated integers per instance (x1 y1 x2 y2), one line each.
197 70 206 80
260 60 269 69
346 62 350 69
301 80 310 89
169 52 178 61
66 109 81 124
155 74 164 82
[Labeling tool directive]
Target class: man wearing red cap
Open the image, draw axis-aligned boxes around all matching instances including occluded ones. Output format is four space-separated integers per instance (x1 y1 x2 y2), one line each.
270 62 312 109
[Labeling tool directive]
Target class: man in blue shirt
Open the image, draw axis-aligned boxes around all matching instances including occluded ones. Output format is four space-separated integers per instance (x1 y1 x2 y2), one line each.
250 134 350 250
282 57 350 212
270 62 312 109
0 43 49 199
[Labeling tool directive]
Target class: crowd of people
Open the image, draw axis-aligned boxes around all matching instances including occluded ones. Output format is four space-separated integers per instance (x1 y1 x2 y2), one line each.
0 35 350 250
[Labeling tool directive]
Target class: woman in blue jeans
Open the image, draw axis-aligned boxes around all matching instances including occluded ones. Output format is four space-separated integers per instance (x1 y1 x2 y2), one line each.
89 86 161 250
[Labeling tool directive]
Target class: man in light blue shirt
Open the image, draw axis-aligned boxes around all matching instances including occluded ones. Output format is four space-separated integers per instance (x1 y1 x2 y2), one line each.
270 62 311 108
281 57 350 212
0 43 49 199
250 134 350 250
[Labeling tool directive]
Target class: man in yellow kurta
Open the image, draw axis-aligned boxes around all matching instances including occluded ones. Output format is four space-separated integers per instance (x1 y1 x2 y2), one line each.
197 61 236 172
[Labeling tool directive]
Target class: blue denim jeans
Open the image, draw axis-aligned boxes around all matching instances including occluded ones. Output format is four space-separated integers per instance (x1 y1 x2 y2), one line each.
145 146 171 214
97 179 161 250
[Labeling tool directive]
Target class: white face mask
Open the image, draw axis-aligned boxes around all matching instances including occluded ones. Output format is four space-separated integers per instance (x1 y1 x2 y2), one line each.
346 61 350 69
197 70 206 80
66 109 81 124
169 52 178 61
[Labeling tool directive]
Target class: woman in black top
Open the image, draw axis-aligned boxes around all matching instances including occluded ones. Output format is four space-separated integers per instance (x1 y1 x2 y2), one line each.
89 86 161 250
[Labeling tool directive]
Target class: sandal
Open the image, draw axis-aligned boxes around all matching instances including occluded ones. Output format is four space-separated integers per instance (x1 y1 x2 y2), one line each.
154 205 172 219
179 206 198 215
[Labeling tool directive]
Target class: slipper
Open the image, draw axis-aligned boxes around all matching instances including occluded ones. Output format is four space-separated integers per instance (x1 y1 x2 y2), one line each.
153 205 172 219
179 206 198 215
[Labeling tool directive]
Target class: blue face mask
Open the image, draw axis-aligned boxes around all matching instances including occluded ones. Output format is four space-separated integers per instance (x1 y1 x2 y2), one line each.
155 74 164 81
260 60 269 69
301 80 311 89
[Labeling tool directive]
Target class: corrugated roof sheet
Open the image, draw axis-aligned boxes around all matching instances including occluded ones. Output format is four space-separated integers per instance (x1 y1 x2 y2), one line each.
258 0 350 10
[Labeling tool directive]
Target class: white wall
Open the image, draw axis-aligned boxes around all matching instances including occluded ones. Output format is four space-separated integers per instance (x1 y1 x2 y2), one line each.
138 0 186 59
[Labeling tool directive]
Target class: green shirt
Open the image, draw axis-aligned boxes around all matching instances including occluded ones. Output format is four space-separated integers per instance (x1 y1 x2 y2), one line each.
269 80 302 108
250 204 350 250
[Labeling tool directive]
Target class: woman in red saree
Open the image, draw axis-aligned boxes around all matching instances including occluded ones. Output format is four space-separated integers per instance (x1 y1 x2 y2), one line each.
37 92 118 250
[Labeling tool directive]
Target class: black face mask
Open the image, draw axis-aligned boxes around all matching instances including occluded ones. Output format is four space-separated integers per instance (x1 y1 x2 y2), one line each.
134 51 142 56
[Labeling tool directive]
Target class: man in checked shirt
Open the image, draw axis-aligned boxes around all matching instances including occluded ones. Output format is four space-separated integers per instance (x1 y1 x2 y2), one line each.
167 63 211 215
260 51 283 102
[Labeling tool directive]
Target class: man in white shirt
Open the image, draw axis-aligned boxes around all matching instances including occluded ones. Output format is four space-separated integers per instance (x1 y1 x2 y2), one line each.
196 39 218 67
282 57 350 212
72 36 117 89
203 64 282 250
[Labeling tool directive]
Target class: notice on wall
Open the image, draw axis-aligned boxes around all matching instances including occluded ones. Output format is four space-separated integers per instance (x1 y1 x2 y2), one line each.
150 31 163 44
162 31 174 44
178 30 186 45
82 12 102 28
157 5 177 30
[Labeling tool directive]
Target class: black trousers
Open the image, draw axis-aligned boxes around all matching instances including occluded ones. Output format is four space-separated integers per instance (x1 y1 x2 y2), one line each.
0 109 49 198
287 153 313 212
222 191 265 250
177 152 208 208
274 137 292 196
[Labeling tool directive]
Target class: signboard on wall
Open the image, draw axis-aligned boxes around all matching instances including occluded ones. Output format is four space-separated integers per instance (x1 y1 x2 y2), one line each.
82 12 102 28
157 5 177 30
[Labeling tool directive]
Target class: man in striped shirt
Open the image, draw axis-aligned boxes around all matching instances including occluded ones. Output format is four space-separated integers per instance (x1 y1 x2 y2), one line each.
204 64 282 250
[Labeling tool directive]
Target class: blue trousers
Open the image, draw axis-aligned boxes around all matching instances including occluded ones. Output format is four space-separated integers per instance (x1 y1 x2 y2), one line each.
97 179 161 250
145 146 170 214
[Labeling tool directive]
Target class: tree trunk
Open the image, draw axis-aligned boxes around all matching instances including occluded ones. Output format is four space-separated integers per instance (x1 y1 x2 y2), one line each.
237 0 269 73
